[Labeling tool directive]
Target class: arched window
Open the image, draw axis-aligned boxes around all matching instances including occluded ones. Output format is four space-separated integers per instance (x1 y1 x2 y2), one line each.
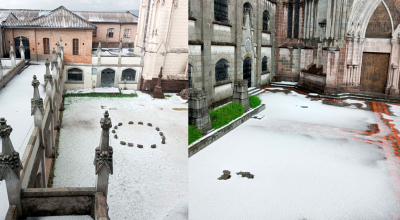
68 68 83 81
243 2 252 26
215 59 229 82
214 0 228 23
262 56 268 72
294 0 300 38
73 39 79 55
287 0 300 38
43 38 50 54
287 0 293 38
121 69 136 81
188 63 193 88
263 10 270 31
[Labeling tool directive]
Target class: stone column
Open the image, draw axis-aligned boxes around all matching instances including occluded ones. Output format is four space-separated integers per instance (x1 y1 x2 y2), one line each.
115 39 123 87
189 89 213 135
94 111 113 196
0 118 23 206
232 79 250 112
10 40 16 68
96 40 102 88
19 37 25 60
31 75 47 186
151 67 165 98
0 61 3 80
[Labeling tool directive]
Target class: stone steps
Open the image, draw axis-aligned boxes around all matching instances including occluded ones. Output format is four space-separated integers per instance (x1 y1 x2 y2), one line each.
248 87 264 96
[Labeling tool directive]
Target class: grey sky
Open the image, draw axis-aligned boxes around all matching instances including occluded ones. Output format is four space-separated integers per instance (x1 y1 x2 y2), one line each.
0 0 139 11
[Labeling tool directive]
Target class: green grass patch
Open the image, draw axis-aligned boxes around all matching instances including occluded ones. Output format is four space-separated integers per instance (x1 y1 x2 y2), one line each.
165 95 172 98
64 93 137 98
210 102 245 129
189 125 202 145
249 95 262 108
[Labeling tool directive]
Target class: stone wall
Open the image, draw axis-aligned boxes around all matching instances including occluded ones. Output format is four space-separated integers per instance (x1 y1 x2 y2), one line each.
0 59 25 90
189 104 266 157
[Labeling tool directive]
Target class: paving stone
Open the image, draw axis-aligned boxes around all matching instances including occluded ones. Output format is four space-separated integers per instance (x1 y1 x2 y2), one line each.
114 134 118 139
128 121 133 124
137 144 143 148
118 122 123 126
114 125 118 129
236 171 254 179
156 127 160 131
128 143 134 147
151 144 156 148
147 123 152 127
120 141 126 145
218 170 231 180
112 130 115 133
159 132 163 136
138 121 143 125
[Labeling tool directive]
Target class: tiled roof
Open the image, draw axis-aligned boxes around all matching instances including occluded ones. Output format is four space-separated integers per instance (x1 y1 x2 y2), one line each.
0 8 138 23
73 11 138 23
2 6 96 29
0 11 17 24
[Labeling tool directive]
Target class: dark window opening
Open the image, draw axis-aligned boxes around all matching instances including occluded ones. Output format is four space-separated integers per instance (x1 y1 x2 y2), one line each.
214 0 228 23
262 56 268 72
68 68 83 81
287 0 293 38
263 10 270 31
188 64 193 88
109 28 114 38
93 29 97 38
243 2 252 26
121 69 136 81
215 59 229 82
43 38 50 54
294 0 300 38
73 39 79 55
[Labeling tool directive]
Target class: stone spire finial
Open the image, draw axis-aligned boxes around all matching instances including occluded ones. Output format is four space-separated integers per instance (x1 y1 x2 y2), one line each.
151 67 165 98
31 75 44 115
44 59 52 85
94 111 113 196
0 118 23 178
52 47 56 61
118 39 123 53
19 37 24 51
9 40 14 53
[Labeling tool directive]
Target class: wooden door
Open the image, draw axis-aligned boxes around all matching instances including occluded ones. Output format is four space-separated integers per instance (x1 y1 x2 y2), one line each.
360 53 389 93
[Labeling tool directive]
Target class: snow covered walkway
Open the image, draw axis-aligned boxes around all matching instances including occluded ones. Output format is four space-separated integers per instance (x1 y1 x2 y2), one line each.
0 62 46 219
190 87 400 220
52 93 188 220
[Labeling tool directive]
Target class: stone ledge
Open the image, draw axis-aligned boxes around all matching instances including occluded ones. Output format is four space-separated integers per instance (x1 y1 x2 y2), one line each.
189 104 266 157
214 80 232 87
212 21 232 27
21 187 96 197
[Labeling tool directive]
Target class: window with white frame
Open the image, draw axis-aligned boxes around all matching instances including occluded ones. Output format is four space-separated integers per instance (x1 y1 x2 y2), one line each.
125 29 131 38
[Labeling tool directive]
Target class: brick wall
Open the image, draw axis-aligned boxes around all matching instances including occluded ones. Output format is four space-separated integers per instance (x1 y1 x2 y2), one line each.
92 23 137 45
5 28 93 63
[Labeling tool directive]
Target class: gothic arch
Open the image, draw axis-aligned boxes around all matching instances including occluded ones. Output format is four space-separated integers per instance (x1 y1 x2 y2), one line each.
348 0 394 38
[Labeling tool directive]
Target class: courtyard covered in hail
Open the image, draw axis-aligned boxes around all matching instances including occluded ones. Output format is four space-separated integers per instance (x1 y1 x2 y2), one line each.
189 87 400 220
0 61 188 219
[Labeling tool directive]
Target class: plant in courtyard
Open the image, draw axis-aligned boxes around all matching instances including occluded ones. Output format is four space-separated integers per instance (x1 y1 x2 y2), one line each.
165 94 172 98
189 125 202 145
119 87 123 94
249 95 262 108
209 102 245 129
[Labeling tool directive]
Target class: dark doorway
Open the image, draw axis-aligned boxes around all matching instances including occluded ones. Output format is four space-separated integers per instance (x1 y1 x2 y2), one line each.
14 36 30 59
360 53 389 93
243 57 252 88
101 68 115 87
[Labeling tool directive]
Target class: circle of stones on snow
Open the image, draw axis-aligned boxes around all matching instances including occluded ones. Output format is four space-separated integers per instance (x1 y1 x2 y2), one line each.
114 121 164 148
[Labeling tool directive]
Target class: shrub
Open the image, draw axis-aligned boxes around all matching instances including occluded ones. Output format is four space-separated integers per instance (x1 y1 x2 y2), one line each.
189 125 202 145
209 102 245 129
249 95 261 108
